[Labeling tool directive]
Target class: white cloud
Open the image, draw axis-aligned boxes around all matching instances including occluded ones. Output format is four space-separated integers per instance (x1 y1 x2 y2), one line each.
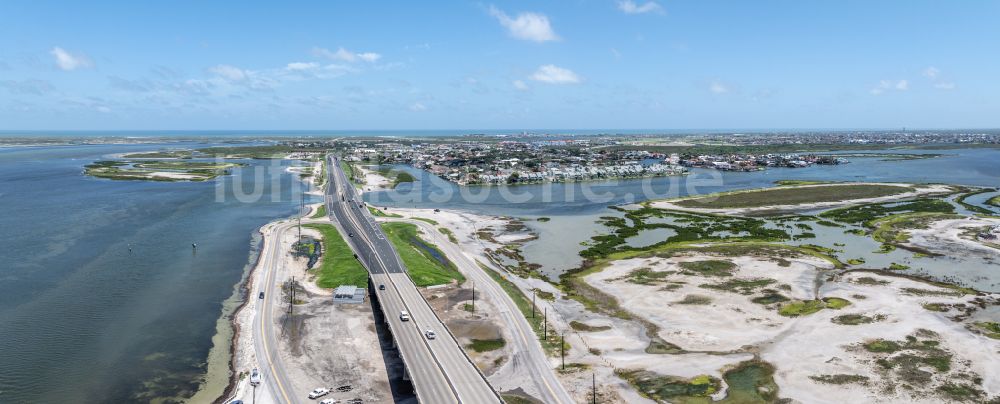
50 47 92 71
934 82 956 90
709 80 729 94
512 80 529 90
285 62 319 71
529 64 580 84
408 102 427 112
617 0 662 14
870 79 908 95
209 64 248 81
489 5 559 42
311 47 381 63
923 66 940 79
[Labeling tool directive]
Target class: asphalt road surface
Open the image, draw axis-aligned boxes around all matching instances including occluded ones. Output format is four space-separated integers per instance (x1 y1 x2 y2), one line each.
326 156 501 404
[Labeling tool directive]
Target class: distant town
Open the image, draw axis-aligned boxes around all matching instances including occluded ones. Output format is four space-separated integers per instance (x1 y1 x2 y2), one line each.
314 130 1000 185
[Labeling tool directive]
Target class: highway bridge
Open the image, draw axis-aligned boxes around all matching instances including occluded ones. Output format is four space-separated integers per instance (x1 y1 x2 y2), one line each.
325 156 502 404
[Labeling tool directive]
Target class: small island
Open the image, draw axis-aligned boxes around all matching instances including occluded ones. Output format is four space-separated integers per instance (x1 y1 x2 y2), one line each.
84 160 245 181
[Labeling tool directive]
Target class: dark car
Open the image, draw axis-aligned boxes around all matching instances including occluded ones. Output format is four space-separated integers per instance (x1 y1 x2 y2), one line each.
378 284 385 291
348 233 354 237
258 292 264 299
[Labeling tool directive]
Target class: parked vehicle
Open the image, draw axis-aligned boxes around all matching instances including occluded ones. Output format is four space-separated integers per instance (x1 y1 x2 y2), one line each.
319 399 338 404
399 310 410 321
249 368 261 386
308 387 330 399
425 330 436 340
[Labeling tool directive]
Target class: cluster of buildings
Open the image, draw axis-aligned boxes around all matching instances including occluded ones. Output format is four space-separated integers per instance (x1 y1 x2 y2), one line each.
341 139 688 185
679 154 848 172
468 161 686 185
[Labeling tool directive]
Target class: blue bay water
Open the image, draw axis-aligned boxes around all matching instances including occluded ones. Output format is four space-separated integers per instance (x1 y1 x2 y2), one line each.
0 143 309 403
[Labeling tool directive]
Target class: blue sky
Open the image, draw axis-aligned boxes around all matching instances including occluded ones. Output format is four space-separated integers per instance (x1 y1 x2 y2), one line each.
1 1 998 130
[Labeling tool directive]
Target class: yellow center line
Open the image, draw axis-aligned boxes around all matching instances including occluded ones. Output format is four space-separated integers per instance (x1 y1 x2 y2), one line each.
259 223 293 404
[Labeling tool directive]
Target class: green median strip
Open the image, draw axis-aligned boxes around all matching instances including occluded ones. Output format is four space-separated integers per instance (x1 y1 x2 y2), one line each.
303 224 368 288
380 222 465 286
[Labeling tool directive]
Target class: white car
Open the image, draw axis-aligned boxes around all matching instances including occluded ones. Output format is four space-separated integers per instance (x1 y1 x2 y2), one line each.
249 368 261 386
399 310 410 321
319 399 339 404
308 387 330 399
425 329 437 340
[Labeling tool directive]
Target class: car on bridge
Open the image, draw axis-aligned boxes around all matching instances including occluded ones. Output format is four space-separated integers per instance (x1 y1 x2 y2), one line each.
425 330 437 340
399 310 410 321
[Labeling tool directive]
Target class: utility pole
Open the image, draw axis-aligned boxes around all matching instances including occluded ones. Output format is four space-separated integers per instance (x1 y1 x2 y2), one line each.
531 290 536 318
543 307 547 340
561 332 565 370
289 276 295 314
592 373 597 403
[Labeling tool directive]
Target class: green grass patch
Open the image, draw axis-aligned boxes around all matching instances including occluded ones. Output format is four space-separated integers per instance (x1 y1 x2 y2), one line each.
467 338 506 352
751 293 789 305
310 204 327 219
864 339 902 353
625 267 672 285
779 297 850 317
774 180 830 186
617 360 778 404
677 294 714 305
809 374 869 385
380 222 464 286
413 217 439 225
674 184 913 209
678 260 736 277
438 227 458 243
569 320 612 332
888 262 910 271
701 278 776 295
973 322 1000 339
831 314 883 325
368 206 403 218
303 224 368 288
820 198 955 225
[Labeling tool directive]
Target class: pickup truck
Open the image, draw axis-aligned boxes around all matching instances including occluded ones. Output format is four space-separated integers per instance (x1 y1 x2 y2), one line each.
399 310 411 321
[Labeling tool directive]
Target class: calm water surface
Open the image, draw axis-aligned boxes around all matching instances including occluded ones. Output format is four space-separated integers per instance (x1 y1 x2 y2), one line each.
367 148 1000 282
0 143 308 403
